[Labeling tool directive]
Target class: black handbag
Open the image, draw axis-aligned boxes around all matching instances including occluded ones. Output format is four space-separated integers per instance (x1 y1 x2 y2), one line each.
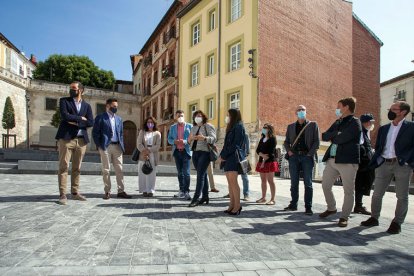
141 159 153 175
131 148 140 162
236 148 251 175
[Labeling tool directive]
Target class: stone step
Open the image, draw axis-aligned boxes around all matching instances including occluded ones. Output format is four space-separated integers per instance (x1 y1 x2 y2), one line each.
0 162 18 169
0 168 18 174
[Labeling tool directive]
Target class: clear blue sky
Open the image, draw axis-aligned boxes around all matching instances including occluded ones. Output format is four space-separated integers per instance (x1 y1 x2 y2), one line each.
1 0 412 82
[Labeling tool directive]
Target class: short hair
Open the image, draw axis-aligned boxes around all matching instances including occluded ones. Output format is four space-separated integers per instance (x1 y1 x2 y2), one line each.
192 110 208 125
71 81 84 91
175 109 184 115
143 116 158 131
396 101 411 116
338 97 357 113
106 98 118 105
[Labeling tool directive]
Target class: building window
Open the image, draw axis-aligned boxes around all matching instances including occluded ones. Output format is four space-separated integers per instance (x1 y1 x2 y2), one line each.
208 54 215 76
190 104 197 118
209 10 216 31
154 70 158 86
229 92 240 109
395 89 406 101
207 98 214 119
230 42 241 71
192 21 200 46
96 103 106 115
230 0 242 22
152 101 157 117
45 98 58 111
154 42 159 54
191 62 199 87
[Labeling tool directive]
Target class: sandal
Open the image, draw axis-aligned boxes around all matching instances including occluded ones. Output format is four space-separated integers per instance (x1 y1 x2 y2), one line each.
256 198 266 203
266 200 275 205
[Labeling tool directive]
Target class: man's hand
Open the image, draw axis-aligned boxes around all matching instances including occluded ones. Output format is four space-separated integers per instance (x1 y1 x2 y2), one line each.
68 122 78 126
81 117 87 121
288 151 294 156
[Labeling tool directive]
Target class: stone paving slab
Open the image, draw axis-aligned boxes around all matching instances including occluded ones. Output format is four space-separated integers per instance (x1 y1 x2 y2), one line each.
0 174 413 275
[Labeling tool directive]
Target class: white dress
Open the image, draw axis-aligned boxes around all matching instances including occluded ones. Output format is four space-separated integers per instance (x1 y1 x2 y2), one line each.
138 132 157 193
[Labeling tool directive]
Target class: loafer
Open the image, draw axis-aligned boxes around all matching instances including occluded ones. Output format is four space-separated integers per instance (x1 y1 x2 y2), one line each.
338 218 348 227
210 188 220 193
72 193 87 201
242 196 250 202
103 193 111 200
223 194 230 198
386 222 401 234
360 217 379 227
117 192 132 199
284 205 298 211
354 206 371 215
58 195 67 205
305 208 313 216
319 209 337 218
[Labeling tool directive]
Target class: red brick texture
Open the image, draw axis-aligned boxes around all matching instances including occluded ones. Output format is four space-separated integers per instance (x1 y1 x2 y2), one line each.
258 0 354 135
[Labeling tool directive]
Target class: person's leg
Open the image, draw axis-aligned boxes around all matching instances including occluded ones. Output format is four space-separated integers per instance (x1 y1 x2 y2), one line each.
71 138 87 195
301 155 314 210
241 173 249 197
183 153 191 194
58 139 73 196
138 161 145 193
207 163 216 190
228 172 240 212
259 173 267 200
148 154 157 194
226 173 234 211
337 163 359 220
173 151 184 192
288 155 300 208
192 152 203 201
111 145 125 193
392 164 412 225
321 159 340 212
99 148 111 194
267 172 276 202
199 152 211 200
355 191 363 207
370 163 394 220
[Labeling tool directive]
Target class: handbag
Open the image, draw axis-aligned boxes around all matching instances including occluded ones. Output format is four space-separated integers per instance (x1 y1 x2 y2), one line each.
132 131 145 162
204 125 218 161
236 147 252 175
141 159 153 175
285 122 311 160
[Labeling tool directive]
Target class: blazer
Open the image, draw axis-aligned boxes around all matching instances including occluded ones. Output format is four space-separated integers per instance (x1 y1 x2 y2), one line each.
256 136 277 163
220 122 246 161
369 120 414 169
167 122 193 156
137 130 161 166
244 133 250 156
92 112 125 152
55 97 94 143
284 120 320 160
322 115 362 164
189 123 217 152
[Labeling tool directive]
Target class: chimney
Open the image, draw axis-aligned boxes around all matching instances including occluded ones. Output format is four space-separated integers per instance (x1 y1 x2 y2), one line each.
30 54 37 65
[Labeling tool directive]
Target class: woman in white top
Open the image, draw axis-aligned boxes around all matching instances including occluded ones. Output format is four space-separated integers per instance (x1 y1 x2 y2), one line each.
137 116 161 197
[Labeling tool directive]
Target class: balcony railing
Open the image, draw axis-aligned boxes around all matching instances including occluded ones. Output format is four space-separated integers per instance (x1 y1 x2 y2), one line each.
162 65 175 79
143 87 151 97
143 55 153 67
163 27 176 44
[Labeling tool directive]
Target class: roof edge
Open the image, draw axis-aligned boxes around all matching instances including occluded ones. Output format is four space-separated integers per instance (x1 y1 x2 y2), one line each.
380 71 414 87
353 13 384 46
177 0 202 18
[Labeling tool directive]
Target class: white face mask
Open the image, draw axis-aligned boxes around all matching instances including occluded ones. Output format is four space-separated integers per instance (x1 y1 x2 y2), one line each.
194 117 203 125
225 116 230 124
177 117 184 124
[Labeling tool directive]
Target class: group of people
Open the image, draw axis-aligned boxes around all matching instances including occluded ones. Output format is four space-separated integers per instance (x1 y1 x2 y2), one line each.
55 81 414 234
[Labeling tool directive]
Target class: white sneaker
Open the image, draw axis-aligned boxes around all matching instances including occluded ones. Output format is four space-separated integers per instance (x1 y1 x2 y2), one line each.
184 192 192 200
173 191 184 198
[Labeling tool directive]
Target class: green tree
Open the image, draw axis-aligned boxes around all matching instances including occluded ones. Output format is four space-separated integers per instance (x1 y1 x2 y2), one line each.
33 54 115 89
50 107 61 128
2 97 16 135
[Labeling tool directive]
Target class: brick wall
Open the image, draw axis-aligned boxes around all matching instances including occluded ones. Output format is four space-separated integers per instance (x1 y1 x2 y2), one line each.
257 0 353 135
352 17 381 145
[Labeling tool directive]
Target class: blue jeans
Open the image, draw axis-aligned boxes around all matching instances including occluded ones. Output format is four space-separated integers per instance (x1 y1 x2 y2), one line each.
192 151 210 200
173 150 191 193
288 154 314 209
241 173 249 196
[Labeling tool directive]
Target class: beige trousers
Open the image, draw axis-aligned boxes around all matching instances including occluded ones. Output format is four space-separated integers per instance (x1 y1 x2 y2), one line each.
208 163 215 189
321 158 359 219
99 144 125 193
58 138 87 195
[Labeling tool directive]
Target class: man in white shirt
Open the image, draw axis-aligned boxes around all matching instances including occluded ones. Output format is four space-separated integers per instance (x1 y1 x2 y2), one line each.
361 101 414 234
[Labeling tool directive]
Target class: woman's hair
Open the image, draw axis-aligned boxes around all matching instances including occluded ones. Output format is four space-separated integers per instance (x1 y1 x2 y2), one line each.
262 123 275 138
226 108 242 133
192 110 208 126
143 116 158 131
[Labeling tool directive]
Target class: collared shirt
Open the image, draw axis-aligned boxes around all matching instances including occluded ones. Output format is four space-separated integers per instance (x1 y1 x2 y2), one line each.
107 112 118 142
382 119 405 159
73 98 85 137
177 123 185 150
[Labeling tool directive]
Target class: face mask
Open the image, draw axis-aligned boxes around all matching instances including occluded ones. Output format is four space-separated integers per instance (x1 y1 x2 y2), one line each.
387 110 397 121
262 129 268 135
110 107 117 114
369 124 375 131
147 123 154 129
297 110 306 120
69 89 79 98
335 108 343 118
225 116 230 124
177 117 184 123
194 117 203 125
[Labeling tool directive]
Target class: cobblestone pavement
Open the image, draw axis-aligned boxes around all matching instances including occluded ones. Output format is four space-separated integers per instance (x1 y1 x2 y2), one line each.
0 174 413 275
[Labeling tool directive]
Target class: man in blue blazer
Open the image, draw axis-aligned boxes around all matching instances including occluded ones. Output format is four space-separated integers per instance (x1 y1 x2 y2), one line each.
56 81 94 205
92 98 132 200
168 110 193 200
361 101 414 234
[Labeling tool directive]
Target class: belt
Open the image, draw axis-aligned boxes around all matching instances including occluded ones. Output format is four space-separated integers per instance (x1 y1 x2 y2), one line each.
384 158 397 163
110 142 120 145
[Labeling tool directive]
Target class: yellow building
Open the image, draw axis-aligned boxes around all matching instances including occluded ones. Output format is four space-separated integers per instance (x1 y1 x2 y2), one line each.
177 0 258 134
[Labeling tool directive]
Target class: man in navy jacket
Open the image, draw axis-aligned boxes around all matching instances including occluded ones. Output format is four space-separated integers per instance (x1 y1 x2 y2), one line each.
56 81 94 205
92 98 132 200
361 101 414 234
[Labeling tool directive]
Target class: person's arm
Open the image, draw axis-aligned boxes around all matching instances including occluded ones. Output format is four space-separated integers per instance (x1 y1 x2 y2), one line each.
308 122 320 156
283 125 292 153
59 98 82 123
78 104 94 128
322 121 340 142
332 118 362 145
205 124 216 144
167 125 175 145
220 125 244 159
92 115 102 149
149 132 161 152
137 130 146 152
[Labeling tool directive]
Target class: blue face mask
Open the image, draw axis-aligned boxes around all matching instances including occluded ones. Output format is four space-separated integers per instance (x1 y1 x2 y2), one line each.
335 108 343 117
262 129 268 135
297 110 306 120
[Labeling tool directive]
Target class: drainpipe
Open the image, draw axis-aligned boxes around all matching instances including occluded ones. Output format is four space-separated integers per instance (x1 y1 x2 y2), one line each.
217 0 222 135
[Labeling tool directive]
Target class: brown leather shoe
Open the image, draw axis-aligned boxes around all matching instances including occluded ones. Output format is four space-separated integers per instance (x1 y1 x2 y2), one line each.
387 221 401 234
319 209 337 218
354 206 371 215
72 193 87 201
338 218 348 227
147 193 153 197
58 195 67 205
117 192 132 199
210 188 220 193
103 193 111 200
